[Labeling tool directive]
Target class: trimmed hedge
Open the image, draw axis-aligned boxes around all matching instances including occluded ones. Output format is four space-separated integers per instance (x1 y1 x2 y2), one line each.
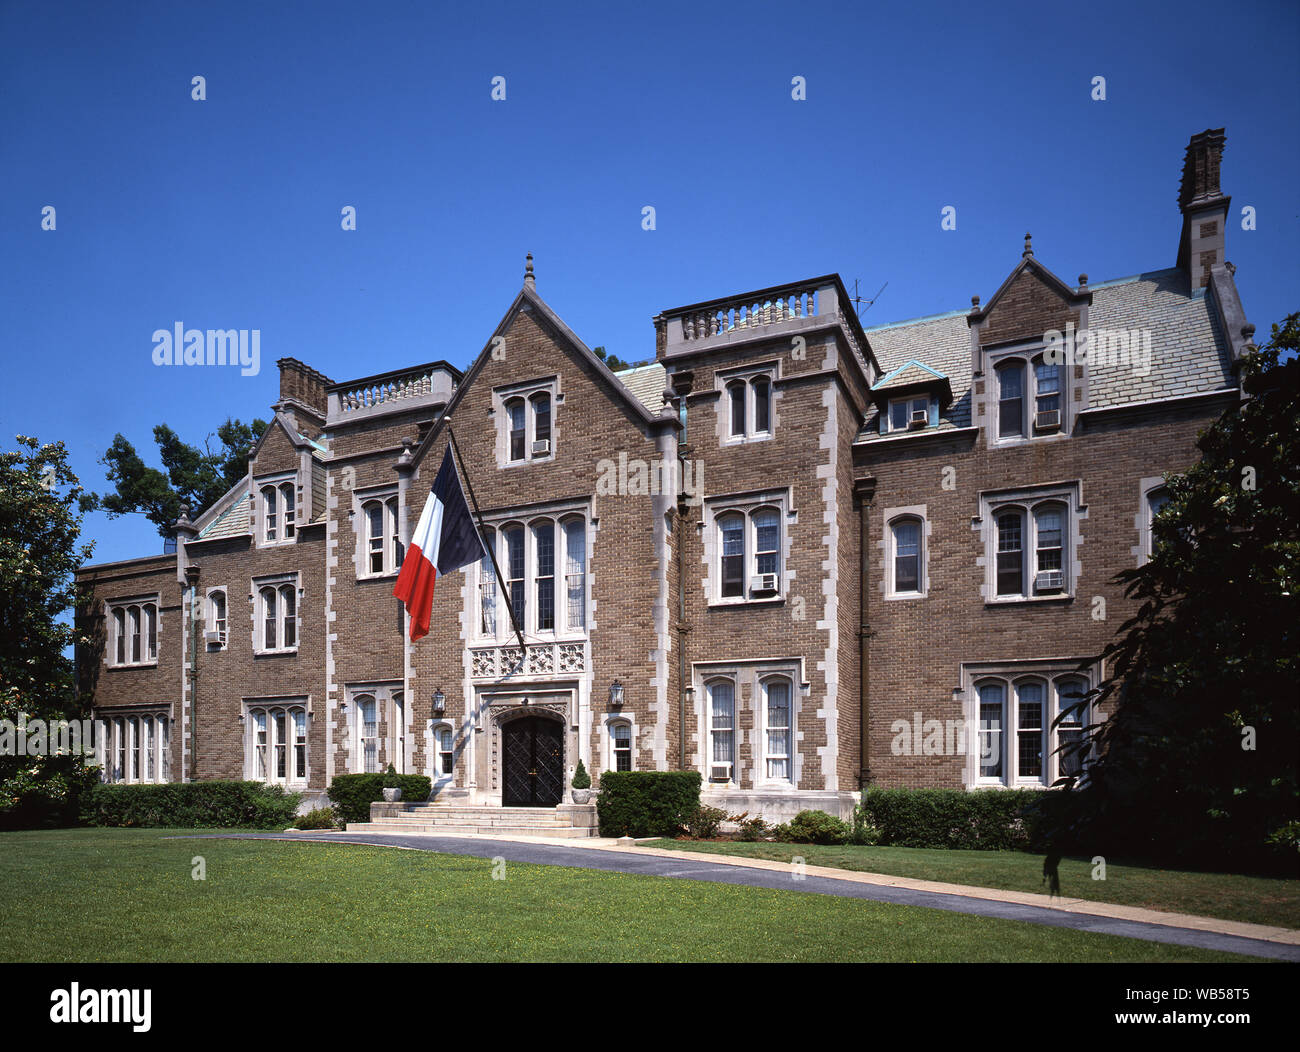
860 787 1053 851
327 773 432 824
596 771 701 837
82 781 301 829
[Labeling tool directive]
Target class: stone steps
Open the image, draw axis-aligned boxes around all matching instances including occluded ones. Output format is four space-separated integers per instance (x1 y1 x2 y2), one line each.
347 801 599 838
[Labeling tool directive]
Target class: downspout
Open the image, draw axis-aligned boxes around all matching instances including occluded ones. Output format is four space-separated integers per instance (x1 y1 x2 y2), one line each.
853 477 877 790
185 565 200 781
670 372 694 770
174 505 198 782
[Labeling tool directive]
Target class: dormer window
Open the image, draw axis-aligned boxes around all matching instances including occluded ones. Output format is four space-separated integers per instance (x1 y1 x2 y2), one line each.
996 360 1026 437
888 396 931 432
497 383 556 464
259 479 297 545
994 355 1063 440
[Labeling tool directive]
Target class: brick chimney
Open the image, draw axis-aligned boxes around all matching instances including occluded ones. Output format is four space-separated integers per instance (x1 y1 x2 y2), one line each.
275 357 332 432
1176 128 1230 291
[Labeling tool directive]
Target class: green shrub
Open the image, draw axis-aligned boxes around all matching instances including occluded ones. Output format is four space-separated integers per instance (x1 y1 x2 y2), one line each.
327 773 432 824
571 759 591 790
861 787 1048 850
81 781 301 829
293 807 338 830
776 809 850 844
848 806 881 845
736 814 770 841
596 771 701 837
683 804 728 838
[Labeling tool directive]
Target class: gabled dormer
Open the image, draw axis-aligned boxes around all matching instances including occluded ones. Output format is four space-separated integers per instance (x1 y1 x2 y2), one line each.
248 412 326 547
869 359 954 435
967 236 1092 444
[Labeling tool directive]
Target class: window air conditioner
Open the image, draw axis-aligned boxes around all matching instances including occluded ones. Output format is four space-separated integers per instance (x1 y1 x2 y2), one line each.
1035 409 1061 431
1035 570 1064 592
709 764 732 783
908 408 928 429
531 439 550 455
204 629 226 646
750 573 778 595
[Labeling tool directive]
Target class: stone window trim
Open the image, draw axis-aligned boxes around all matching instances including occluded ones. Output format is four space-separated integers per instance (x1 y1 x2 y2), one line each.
426 718 458 783
1134 475 1172 566
957 659 1101 790
471 499 591 644
715 359 779 445
342 682 404 775
251 572 301 655
204 587 228 650
880 505 929 599
255 471 299 548
601 713 637 774
104 595 161 668
983 342 1073 445
973 481 1085 604
692 658 807 790
701 487 794 607
351 484 404 580
491 376 559 468
241 696 310 787
97 710 170 784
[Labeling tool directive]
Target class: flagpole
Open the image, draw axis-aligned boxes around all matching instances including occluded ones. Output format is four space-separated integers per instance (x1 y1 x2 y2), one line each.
445 425 527 653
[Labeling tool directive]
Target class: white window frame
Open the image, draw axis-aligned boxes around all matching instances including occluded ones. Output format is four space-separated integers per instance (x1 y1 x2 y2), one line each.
105 597 160 668
884 509 928 598
978 483 1083 603
253 574 300 654
98 711 170 783
429 720 456 783
963 663 1097 788
346 683 403 774
719 366 776 443
705 490 790 606
990 349 1068 443
358 492 403 578
243 699 309 787
1139 481 1171 565
886 394 932 433
759 675 793 784
494 379 558 466
205 588 228 649
609 718 634 772
705 678 737 785
473 505 589 642
256 474 298 547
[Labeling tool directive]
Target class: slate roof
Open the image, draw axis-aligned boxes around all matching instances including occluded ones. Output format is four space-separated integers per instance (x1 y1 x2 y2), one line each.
856 268 1236 442
614 362 667 415
196 488 251 541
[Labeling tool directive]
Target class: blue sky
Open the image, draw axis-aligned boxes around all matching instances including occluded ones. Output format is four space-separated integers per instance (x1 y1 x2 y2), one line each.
2 0 1297 566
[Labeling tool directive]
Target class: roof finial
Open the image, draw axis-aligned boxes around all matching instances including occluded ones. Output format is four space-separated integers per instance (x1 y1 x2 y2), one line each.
524 252 535 289
1023 232 1033 258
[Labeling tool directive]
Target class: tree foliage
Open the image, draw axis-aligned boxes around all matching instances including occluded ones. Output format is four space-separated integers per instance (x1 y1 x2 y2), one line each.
96 417 266 538
0 435 100 827
1054 313 1300 872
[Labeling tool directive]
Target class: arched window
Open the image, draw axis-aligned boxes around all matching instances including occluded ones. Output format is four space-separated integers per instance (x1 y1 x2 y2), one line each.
995 509 1025 596
361 496 401 576
762 677 792 782
753 378 771 434
356 695 378 773
247 704 308 784
435 725 455 775
530 392 551 452
1015 679 1046 779
1056 677 1088 778
718 513 745 597
506 398 527 461
727 381 747 437
208 590 227 646
610 720 633 772
707 679 736 782
258 582 298 652
479 526 497 636
113 608 126 665
996 360 1026 437
128 605 142 663
1143 486 1171 563
890 517 923 594
141 716 153 781
1033 503 1065 594
504 525 526 627
533 519 555 631
977 681 1005 779
252 709 268 779
1033 356 1061 431
262 485 277 542
563 518 586 630
280 482 296 539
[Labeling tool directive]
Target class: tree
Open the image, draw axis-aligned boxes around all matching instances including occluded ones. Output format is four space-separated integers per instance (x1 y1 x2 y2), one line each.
592 345 635 372
0 435 101 828
96 417 266 538
1052 313 1300 873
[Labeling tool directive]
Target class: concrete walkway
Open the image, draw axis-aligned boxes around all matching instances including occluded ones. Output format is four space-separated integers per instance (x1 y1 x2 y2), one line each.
185 830 1300 961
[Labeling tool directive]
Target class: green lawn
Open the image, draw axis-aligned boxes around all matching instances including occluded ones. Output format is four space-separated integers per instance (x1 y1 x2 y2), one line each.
0 829 1271 962
640 839 1300 930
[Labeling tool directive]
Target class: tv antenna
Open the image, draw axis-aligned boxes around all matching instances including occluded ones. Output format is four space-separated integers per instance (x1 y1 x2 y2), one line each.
850 279 888 318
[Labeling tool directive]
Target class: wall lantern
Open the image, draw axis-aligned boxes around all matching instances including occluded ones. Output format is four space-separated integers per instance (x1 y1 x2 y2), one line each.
432 688 446 714
609 680 625 709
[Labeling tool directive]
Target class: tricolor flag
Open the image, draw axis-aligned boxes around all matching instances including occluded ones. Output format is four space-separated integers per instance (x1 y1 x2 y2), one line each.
393 445 487 641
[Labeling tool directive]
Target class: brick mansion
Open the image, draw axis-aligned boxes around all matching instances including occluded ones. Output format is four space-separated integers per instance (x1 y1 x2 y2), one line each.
76 130 1254 823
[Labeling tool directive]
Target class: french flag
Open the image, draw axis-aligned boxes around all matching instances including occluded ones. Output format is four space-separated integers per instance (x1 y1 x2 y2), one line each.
393 445 487 642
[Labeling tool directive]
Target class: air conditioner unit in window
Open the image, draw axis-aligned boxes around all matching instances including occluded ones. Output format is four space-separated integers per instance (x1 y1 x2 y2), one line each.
750 573 778 595
1035 570 1064 592
531 439 550 455
204 629 225 646
709 764 732 783
1035 409 1061 431
908 409 928 429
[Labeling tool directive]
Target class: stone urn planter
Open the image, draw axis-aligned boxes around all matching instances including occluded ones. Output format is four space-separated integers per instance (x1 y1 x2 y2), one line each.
382 787 402 802
571 789 592 805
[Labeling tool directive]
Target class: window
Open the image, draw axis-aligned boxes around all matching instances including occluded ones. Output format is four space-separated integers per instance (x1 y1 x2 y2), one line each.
256 579 299 653
1141 485 1171 564
994 355 1065 440
260 480 297 545
107 600 159 667
436 726 454 776
244 703 308 785
996 360 1025 437
100 712 169 783
710 500 785 602
357 694 378 773
611 721 632 772
476 514 589 639
707 680 735 782
762 678 792 782
723 372 775 440
888 395 931 432
207 590 227 647
973 673 1092 786
361 495 402 577
984 489 1076 601
1034 357 1061 430
500 386 556 463
891 517 922 595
